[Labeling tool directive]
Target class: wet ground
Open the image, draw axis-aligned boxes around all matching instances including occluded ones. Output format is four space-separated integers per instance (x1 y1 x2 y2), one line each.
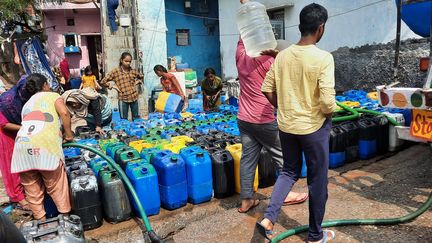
2 144 431 242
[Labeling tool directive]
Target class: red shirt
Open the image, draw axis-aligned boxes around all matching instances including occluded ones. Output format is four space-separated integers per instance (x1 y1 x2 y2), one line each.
59 59 70 81
236 39 275 124
160 73 183 97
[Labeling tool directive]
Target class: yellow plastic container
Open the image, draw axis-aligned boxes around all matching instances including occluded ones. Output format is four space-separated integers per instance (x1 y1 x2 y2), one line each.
367 91 378 100
180 112 193 118
155 91 182 113
341 101 360 107
163 143 187 154
170 135 194 145
129 140 154 152
226 144 258 193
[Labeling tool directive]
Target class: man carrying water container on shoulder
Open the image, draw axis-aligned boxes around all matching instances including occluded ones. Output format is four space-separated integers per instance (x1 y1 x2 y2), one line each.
235 0 308 214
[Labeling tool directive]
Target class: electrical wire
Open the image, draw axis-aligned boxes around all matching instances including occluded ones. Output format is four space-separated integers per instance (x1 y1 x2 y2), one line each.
163 0 391 36
284 0 391 30
165 9 220 21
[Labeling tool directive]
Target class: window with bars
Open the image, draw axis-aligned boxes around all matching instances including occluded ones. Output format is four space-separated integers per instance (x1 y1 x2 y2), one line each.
176 29 190 46
66 18 75 26
268 10 285 40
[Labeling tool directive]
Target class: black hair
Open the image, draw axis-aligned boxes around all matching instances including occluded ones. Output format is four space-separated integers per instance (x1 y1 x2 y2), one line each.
84 65 93 75
299 3 328 36
204 67 216 77
24 73 48 94
119 52 132 67
153 65 168 73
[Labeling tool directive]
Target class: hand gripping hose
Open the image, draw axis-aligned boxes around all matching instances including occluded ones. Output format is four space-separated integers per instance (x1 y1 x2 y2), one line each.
63 143 164 243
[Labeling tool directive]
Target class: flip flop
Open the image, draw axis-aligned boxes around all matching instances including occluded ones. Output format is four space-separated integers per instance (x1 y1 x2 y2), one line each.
283 193 308 206
237 199 260 213
255 221 273 241
14 202 32 212
321 230 335 243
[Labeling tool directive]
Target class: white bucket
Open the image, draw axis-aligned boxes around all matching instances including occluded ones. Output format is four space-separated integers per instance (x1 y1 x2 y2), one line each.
119 14 131 27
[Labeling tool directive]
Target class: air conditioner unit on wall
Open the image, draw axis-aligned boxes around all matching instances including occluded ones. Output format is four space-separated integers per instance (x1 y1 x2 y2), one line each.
185 0 192 13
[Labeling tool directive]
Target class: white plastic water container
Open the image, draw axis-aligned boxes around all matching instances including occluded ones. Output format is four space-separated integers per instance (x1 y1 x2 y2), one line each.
236 1 277 57
382 112 405 151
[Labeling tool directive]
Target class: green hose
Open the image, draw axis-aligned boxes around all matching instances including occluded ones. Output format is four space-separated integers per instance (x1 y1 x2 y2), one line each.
354 108 401 126
63 143 163 243
331 102 401 126
271 191 432 242
332 101 360 122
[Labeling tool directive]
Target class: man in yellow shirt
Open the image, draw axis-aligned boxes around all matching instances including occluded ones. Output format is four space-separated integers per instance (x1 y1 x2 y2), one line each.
257 3 336 243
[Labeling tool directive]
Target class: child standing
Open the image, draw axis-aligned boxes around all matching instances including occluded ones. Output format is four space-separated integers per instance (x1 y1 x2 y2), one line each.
11 74 74 220
80 66 101 90
101 52 144 120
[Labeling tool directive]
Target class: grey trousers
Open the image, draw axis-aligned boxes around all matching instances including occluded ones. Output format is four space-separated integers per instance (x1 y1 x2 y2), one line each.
237 119 283 199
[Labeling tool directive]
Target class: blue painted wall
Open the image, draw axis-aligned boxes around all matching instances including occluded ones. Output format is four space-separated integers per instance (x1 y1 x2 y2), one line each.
165 0 221 82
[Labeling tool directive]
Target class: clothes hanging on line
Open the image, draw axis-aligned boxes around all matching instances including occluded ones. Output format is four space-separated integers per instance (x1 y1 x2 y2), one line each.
15 37 58 91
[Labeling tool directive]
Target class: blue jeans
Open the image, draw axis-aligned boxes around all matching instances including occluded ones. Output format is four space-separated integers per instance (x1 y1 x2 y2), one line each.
118 100 139 121
107 0 119 32
264 119 331 242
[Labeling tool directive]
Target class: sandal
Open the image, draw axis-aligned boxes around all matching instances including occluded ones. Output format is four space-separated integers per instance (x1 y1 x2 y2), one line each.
15 201 32 211
309 230 336 243
321 230 335 243
283 192 308 206
237 199 260 213
256 221 273 241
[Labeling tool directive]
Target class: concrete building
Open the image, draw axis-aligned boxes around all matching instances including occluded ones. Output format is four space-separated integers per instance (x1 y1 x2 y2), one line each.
218 0 422 79
41 2 101 78
165 0 221 82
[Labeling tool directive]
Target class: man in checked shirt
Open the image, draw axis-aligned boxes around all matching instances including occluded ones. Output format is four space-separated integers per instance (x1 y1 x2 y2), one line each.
101 52 144 120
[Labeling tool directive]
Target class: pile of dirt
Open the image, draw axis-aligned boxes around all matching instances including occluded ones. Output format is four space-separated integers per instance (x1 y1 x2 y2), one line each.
333 38 429 92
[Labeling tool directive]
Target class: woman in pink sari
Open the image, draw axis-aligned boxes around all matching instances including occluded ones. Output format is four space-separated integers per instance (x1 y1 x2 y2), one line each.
0 75 35 210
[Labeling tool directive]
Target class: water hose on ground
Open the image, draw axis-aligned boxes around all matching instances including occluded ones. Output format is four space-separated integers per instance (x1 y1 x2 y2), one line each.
272 104 428 242
66 105 409 242
271 192 432 242
63 143 164 243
